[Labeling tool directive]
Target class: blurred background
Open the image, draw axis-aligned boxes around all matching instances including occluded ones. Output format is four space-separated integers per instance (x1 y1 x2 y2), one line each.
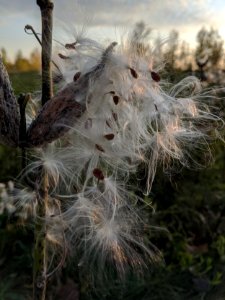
1 1 225 299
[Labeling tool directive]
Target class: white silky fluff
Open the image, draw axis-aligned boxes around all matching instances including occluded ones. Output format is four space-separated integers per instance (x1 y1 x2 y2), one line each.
24 27 222 275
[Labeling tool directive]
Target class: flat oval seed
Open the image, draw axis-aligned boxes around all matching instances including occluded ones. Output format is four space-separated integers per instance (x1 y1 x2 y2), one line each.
129 67 138 79
73 72 81 82
65 42 76 50
95 144 105 152
151 71 160 82
58 53 70 60
93 168 104 180
113 95 119 105
85 118 92 129
104 133 114 140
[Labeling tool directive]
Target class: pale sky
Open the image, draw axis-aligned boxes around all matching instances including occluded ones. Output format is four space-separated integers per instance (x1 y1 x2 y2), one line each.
0 0 225 61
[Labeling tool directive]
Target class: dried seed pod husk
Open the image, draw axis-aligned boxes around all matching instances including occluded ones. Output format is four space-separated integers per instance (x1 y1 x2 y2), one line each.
26 83 85 147
26 42 118 148
0 56 20 147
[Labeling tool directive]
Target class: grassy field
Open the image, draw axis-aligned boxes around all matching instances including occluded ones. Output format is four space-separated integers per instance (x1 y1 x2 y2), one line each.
9 71 41 95
1 71 225 299
0 71 41 182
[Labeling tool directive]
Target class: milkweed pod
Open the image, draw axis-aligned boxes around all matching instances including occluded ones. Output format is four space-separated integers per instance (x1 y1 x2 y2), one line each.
0 56 20 147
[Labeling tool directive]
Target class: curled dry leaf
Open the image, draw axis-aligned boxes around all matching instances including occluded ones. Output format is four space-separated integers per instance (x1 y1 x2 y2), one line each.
0 56 20 147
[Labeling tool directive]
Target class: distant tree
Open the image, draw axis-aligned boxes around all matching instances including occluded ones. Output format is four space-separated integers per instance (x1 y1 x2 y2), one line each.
164 30 179 71
153 35 164 66
1 48 14 72
29 48 41 71
195 27 223 69
14 50 31 72
178 41 192 71
130 21 151 55
1 48 8 65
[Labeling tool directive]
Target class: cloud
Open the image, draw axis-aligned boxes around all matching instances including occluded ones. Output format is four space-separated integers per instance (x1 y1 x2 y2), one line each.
0 0 223 59
0 0 36 16
0 0 213 28
53 0 213 29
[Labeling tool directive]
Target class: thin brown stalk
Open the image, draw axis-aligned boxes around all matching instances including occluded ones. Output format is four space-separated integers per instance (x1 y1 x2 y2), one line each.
37 0 54 105
33 1 54 299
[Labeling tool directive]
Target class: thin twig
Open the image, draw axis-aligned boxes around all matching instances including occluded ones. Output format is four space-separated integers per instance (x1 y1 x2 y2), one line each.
33 1 54 300
45 200 67 279
24 25 61 73
25 25 42 46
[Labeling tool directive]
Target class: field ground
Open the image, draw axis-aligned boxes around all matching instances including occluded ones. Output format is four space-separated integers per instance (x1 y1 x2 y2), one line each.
1 71 225 299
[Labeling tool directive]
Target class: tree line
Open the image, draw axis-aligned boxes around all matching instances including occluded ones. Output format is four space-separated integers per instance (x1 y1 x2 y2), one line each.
1 26 224 75
0 48 41 73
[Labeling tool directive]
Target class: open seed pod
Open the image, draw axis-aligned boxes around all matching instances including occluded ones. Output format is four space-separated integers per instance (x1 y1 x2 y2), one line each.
0 56 20 147
26 42 118 148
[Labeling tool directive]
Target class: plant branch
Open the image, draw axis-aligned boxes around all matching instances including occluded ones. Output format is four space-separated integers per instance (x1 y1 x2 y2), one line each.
33 1 54 299
33 173 49 300
24 24 61 73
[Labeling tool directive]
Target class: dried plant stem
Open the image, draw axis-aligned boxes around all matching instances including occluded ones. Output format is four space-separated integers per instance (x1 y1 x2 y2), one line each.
24 24 61 73
33 1 54 299
33 172 49 300
18 93 30 168
37 0 54 105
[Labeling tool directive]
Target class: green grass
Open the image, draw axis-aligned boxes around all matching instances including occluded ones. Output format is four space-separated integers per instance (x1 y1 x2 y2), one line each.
9 71 41 95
